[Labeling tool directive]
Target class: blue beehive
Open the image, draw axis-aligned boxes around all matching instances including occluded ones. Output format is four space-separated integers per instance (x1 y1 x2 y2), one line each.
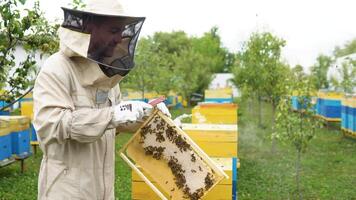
0 116 31 158
30 123 38 143
341 103 348 130
317 91 343 122
0 101 11 116
341 95 356 138
0 119 12 161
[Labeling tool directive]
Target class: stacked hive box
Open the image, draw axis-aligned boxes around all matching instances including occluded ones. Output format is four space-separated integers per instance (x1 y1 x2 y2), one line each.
0 119 13 164
191 103 238 199
204 88 233 103
20 101 38 145
291 91 317 113
0 116 31 158
316 91 344 122
341 95 356 138
192 103 238 124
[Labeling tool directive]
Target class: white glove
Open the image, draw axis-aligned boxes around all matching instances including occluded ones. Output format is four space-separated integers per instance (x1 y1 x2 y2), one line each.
113 101 153 124
156 102 171 118
148 99 172 118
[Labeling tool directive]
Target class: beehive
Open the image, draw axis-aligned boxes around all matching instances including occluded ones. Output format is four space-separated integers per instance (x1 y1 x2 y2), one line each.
316 91 344 122
132 157 238 200
0 119 12 161
0 116 31 157
341 95 356 138
20 101 33 120
192 103 238 124
20 101 38 144
120 110 228 200
182 123 238 158
204 88 233 103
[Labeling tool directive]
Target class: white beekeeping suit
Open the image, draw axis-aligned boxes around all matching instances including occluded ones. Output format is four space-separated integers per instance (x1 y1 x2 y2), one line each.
33 0 170 199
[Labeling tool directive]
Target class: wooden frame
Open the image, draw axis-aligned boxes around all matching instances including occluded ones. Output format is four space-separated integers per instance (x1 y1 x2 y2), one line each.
119 109 228 200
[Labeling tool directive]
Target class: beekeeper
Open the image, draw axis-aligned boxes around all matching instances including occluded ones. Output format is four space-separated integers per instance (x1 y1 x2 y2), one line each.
33 0 171 199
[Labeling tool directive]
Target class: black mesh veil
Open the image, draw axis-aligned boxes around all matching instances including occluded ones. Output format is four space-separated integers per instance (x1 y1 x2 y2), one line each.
61 7 145 77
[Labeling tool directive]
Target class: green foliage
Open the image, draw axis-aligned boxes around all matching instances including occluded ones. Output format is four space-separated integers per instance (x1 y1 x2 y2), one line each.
310 54 332 90
0 0 59 102
231 32 287 128
191 27 228 73
330 58 356 93
172 48 213 105
122 28 228 103
69 0 86 9
274 77 321 152
333 38 356 57
231 32 286 100
274 76 322 199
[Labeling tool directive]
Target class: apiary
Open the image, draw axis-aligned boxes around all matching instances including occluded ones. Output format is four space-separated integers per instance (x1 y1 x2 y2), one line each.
120 110 228 200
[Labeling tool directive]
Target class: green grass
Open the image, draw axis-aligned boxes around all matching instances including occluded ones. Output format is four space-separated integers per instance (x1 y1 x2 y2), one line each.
1 104 355 199
238 100 356 199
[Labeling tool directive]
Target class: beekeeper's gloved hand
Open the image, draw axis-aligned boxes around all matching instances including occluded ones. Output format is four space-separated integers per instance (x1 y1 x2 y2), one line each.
113 101 153 124
147 98 171 118
156 102 171 118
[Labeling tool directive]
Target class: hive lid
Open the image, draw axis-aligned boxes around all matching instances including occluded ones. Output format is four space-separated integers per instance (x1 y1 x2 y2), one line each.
119 110 228 200
181 123 237 131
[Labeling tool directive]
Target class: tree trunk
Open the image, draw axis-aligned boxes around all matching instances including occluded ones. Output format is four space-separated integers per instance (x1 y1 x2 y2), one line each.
258 95 263 127
296 148 303 200
248 97 252 111
271 103 277 154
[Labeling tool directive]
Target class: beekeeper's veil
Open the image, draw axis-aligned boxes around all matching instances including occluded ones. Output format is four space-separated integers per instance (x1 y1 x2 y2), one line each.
59 0 145 77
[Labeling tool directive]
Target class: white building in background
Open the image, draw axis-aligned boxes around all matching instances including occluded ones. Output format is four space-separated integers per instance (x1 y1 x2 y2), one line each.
327 53 356 92
13 45 47 71
4 46 47 109
208 73 240 97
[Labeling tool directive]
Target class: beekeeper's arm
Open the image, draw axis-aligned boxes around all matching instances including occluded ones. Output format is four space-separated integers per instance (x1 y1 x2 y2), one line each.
33 60 151 145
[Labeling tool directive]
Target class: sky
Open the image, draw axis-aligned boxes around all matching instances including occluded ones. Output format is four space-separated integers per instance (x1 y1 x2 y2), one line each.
32 0 356 71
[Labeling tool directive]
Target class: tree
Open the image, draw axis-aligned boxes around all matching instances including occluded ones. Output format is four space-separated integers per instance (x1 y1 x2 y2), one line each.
0 0 59 102
172 49 213 106
231 32 286 127
273 77 322 200
330 58 356 93
310 54 332 90
191 27 228 73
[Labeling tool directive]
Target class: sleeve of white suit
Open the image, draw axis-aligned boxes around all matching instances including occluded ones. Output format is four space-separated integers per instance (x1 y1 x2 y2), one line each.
33 58 114 145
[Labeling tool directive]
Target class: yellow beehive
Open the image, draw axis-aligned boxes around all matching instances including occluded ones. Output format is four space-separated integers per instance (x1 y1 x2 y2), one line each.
132 158 237 200
0 116 30 132
182 123 238 158
21 101 34 120
317 91 344 100
192 103 238 124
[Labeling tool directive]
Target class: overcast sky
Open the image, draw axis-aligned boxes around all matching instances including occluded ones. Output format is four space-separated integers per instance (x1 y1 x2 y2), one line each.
34 0 356 71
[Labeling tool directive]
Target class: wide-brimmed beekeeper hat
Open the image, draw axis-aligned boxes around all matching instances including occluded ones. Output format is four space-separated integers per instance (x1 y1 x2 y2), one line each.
59 0 145 77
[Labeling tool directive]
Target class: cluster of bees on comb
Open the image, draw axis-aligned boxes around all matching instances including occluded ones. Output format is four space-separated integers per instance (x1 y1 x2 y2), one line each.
140 114 215 200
